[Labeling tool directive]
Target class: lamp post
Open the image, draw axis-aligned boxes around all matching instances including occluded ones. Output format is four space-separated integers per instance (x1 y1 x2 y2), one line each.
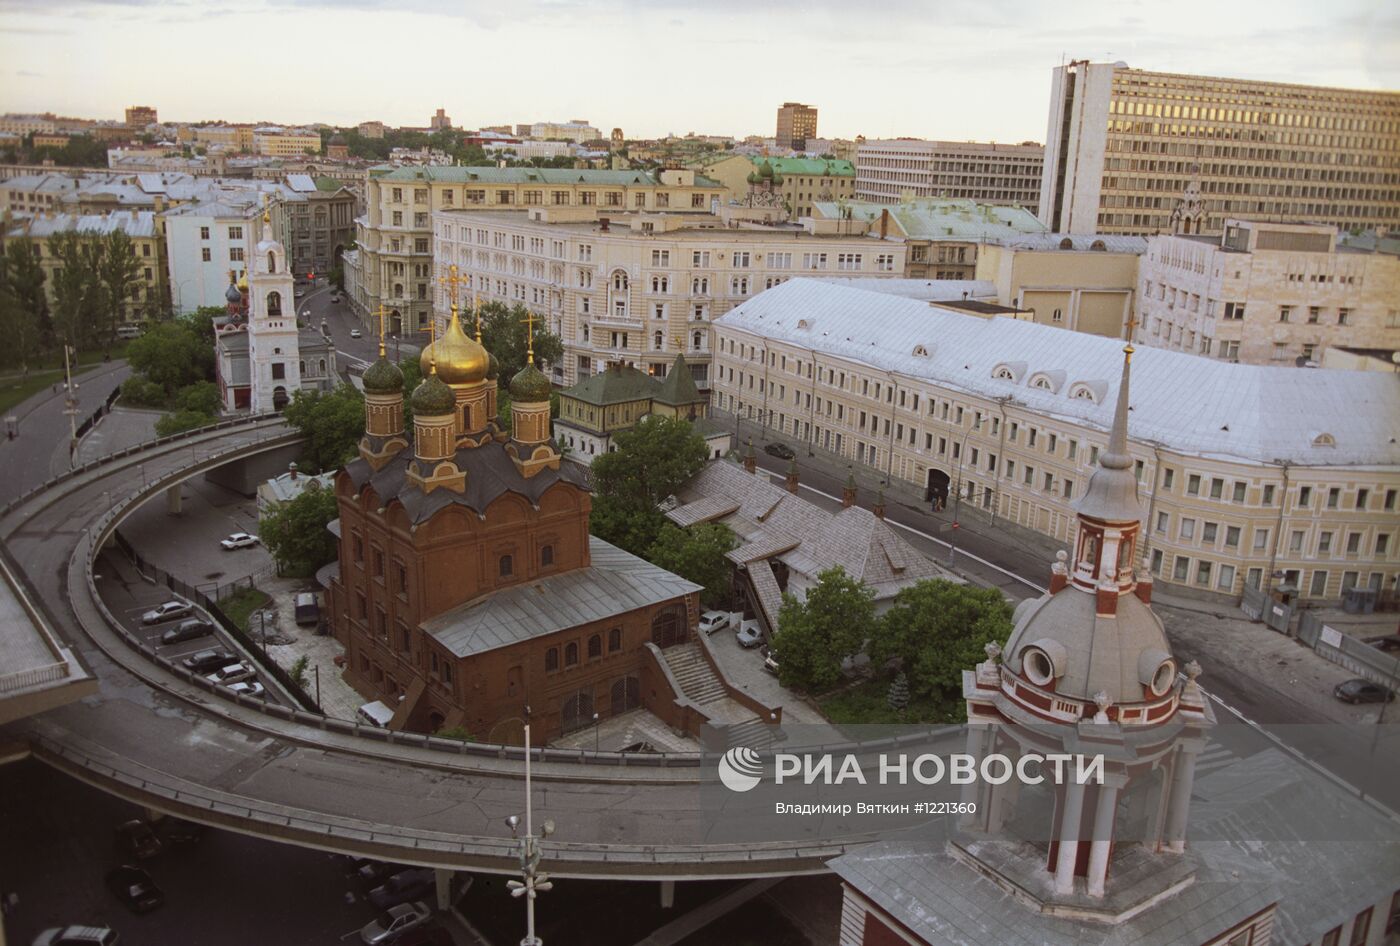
948 416 983 567
592 712 600 752
506 720 554 946
62 343 79 448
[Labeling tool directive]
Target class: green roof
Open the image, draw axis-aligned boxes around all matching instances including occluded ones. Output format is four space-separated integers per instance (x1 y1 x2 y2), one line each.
362 356 404 395
561 365 659 406
812 197 1046 241
758 157 854 177
368 165 724 189
654 353 704 406
313 176 344 192
410 373 456 416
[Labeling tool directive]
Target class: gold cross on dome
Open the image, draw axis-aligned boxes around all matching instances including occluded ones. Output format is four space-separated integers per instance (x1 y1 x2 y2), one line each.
1123 313 1139 341
521 309 537 362
1122 314 1138 360
438 263 468 311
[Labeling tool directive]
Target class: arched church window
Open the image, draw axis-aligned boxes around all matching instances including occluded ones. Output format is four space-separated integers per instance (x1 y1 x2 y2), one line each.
266 291 281 316
268 251 277 273
564 641 579 667
587 634 601 659
499 554 513 577
545 647 559 673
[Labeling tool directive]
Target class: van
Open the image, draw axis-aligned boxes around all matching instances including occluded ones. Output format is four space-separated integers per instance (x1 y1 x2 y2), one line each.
357 701 395 728
115 325 142 340
32 926 121 946
294 592 321 627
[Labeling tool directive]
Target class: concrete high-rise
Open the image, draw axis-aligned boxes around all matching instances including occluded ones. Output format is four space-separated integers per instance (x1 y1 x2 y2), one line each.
775 102 817 151
1038 60 1400 236
856 138 1044 210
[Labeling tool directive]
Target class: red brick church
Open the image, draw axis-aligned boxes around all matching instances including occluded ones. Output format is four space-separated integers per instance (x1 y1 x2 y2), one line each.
325 302 700 743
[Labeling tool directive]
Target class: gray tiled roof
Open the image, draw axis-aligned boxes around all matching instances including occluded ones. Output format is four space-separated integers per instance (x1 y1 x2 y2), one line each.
421 536 700 658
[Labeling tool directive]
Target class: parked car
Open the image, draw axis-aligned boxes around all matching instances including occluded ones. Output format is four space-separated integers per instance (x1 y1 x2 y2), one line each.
330 293 342 303
760 644 779 676
735 620 764 648
1362 634 1400 654
763 442 796 460
360 902 432 945
698 610 730 635
206 663 255 686
294 592 321 627
368 867 436 909
295 287 306 298
160 618 214 645
228 681 265 699
32 926 121 946
140 600 192 625
1334 679 1396 704
350 328 362 339
220 532 259 550
352 859 403 888
113 819 161 860
182 648 235 673
105 865 163 914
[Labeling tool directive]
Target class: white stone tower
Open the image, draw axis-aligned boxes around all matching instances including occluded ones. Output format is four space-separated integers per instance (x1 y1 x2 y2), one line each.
247 203 300 413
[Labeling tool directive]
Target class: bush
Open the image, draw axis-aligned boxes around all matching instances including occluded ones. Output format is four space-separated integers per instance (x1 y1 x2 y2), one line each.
289 655 310 689
120 375 166 407
175 380 221 416
155 409 215 437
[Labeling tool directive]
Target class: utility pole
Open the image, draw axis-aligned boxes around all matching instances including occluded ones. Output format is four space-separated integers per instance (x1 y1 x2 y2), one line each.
507 720 554 946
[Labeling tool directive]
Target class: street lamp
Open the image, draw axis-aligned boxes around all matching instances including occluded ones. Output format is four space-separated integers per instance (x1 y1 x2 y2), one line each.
506 720 554 946
947 416 983 567
592 712 600 752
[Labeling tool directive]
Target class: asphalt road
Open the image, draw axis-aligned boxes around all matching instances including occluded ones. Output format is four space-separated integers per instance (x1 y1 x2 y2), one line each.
0 359 130 507
297 280 420 376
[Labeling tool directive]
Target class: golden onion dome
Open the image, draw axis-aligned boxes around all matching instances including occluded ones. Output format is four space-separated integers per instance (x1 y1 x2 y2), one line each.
236 271 248 291
419 309 488 386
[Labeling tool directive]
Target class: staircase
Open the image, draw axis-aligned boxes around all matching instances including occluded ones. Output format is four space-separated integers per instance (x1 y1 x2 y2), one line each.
723 716 782 750
663 643 727 706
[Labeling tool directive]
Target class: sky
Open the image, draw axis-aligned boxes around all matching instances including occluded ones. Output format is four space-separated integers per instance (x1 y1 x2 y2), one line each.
1 0 1397 142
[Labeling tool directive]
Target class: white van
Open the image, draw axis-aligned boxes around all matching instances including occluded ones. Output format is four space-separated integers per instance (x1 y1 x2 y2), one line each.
357 700 395 728
116 325 143 340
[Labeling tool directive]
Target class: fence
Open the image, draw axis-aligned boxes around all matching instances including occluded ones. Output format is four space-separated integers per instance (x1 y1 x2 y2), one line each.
111 530 321 714
70 384 123 453
1296 611 1400 689
1240 584 1294 632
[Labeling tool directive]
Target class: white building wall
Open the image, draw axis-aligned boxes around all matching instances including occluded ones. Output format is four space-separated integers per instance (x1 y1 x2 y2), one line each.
165 210 253 313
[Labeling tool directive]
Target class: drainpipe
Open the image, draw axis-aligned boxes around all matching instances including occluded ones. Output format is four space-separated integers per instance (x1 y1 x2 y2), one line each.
1265 461 1289 595
991 396 1009 526
884 371 897 486
807 346 818 456
1141 443 1164 570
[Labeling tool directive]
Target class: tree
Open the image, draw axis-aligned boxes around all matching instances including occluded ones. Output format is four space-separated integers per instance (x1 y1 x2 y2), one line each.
589 416 708 556
260 482 339 576
768 566 875 693
476 301 563 382
0 238 45 373
646 521 737 608
96 229 143 346
871 579 1013 701
155 409 216 436
282 384 365 473
127 319 213 395
175 381 221 415
48 230 104 351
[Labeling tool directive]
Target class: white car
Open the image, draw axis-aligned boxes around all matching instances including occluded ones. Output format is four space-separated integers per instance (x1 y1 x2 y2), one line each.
360 901 432 944
220 532 259 550
228 681 265 698
206 663 255 686
141 600 193 625
698 610 730 635
735 620 764 648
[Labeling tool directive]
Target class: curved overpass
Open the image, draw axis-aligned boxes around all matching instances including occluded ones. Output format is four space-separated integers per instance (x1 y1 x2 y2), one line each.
0 418 902 879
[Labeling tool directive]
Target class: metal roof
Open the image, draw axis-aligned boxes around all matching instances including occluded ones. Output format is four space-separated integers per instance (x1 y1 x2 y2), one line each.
812 198 1046 241
368 165 724 188
421 536 699 658
994 233 1149 254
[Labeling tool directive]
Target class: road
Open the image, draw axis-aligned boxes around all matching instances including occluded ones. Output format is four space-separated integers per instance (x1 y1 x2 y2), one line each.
297 280 418 376
0 359 129 507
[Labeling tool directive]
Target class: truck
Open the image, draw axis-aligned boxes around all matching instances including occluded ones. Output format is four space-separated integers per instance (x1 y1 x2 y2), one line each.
294 592 321 627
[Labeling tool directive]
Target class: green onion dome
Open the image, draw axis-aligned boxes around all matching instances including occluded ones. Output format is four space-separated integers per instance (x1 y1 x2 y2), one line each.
410 372 456 416
508 363 552 402
361 357 404 395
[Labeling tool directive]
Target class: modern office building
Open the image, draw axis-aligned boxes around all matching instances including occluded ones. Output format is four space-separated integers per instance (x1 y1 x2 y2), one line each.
711 279 1400 604
1136 218 1400 363
1038 60 1400 235
776 102 818 151
855 138 1044 210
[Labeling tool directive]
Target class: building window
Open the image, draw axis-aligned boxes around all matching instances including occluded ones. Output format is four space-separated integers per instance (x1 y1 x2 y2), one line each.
564 641 579 667
587 634 602 659
608 627 621 652
545 647 559 673
1310 571 1328 597
201 248 211 262
499 554 513 577
541 544 554 567
1350 908 1372 946
1173 556 1190 582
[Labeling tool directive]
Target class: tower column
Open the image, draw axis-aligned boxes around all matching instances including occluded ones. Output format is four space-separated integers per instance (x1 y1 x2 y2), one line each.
960 723 991 828
1163 744 1200 853
1053 780 1087 895
1086 775 1126 897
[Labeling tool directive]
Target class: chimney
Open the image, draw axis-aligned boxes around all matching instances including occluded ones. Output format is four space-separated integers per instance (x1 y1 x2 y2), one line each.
873 488 886 520
879 208 889 239
743 437 756 474
841 467 857 508
785 458 799 493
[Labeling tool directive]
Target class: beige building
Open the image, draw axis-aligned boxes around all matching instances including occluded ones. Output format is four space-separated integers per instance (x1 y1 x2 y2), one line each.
855 138 1044 210
692 154 855 218
125 105 158 128
1040 60 1400 236
1136 218 1400 363
775 102 817 151
191 125 256 153
431 205 907 388
0 114 59 136
254 129 322 157
527 120 599 143
975 233 1147 336
357 121 386 139
712 278 1400 603
346 165 726 338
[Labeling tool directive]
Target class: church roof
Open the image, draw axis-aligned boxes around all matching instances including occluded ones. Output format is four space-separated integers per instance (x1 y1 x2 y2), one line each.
716 279 1400 468
421 536 700 658
654 353 703 406
560 364 659 406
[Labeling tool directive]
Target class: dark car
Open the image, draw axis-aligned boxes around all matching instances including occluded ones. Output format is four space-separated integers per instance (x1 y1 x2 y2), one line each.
114 819 161 860
763 442 796 460
353 859 404 889
160 618 214 645
182 649 235 674
369 867 436 909
1362 635 1400 654
105 865 163 914
1334 678 1396 704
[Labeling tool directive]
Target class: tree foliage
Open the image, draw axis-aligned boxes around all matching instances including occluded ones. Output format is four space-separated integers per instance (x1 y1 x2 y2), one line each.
476 301 564 382
155 409 216 437
127 319 213 395
589 415 708 556
96 229 144 343
646 521 737 608
769 566 875 693
48 231 104 350
259 482 339 577
282 384 366 473
0 238 47 372
870 579 1013 700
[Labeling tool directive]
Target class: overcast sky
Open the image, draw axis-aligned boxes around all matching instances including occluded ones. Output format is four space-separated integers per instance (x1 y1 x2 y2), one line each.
1 0 1396 142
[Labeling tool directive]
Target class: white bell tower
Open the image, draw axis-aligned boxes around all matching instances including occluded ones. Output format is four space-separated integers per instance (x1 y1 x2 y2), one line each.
247 202 301 413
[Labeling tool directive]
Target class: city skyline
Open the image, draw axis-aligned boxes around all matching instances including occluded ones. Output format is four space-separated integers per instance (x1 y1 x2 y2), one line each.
0 0 1396 141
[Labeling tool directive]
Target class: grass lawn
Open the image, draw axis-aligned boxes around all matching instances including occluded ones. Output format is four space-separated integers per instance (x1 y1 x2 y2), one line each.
818 673 964 726
217 586 272 632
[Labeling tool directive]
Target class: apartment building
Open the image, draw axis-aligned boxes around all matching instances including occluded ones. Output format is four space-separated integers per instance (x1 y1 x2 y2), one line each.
357 121 386 139
253 129 321 157
125 105 158 128
282 174 357 279
711 279 1400 603
2 210 167 326
809 197 1046 279
0 114 59 136
430 207 907 388
693 155 855 218
190 125 256 153
526 120 599 143
855 138 1044 210
346 165 726 338
775 102 818 151
1136 218 1400 363
974 233 1147 337
1039 60 1400 235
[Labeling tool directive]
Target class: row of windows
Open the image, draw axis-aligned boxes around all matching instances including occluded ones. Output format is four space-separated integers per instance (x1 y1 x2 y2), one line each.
544 628 623 672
